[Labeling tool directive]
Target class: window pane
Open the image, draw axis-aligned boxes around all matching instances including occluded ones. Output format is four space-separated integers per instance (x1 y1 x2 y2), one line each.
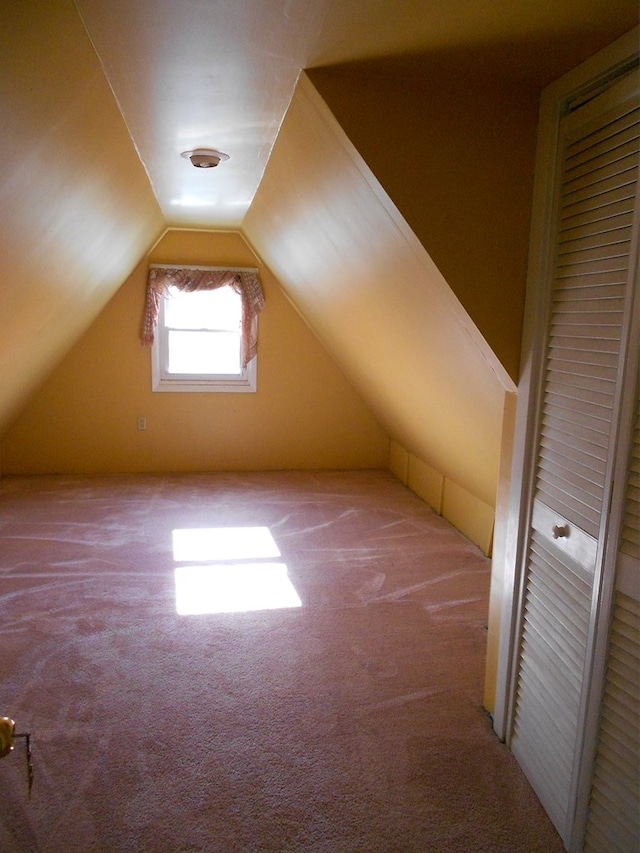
165 285 241 330
167 330 241 374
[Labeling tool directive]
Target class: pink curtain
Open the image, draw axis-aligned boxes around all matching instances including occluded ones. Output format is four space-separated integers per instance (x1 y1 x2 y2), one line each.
142 267 265 368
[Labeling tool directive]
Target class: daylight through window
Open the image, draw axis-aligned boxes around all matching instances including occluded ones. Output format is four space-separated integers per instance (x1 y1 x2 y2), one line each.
165 285 242 375
153 285 256 391
143 265 264 393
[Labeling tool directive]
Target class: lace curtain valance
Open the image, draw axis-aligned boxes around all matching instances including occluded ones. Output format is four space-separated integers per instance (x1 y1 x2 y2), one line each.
141 266 265 368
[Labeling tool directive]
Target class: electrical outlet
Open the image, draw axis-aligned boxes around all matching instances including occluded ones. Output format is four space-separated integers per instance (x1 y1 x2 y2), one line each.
137 417 147 431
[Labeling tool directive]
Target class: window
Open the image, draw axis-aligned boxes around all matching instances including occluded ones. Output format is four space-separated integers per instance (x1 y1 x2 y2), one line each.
143 265 264 393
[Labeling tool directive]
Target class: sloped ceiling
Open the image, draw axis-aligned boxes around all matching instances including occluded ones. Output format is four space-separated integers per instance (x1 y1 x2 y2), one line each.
1 0 638 458
243 75 512 507
74 0 638 228
0 1 165 435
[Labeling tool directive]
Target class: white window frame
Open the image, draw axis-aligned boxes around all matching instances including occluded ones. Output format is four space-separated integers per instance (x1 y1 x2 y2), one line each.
151 280 258 394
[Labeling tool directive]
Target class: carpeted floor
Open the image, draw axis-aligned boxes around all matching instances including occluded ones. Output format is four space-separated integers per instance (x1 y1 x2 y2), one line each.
0 470 564 852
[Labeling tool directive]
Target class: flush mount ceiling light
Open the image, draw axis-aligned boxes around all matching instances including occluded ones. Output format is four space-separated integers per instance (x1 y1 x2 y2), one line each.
181 148 230 168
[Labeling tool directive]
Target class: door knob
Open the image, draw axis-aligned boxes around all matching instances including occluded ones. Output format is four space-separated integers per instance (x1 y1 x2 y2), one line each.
0 716 33 796
552 524 569 539
0 717 14 758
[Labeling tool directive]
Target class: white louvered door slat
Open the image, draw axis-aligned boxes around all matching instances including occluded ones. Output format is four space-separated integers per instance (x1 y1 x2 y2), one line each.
620 403 640 566
584 596 640 852
510 66 639 847
585 392 640 852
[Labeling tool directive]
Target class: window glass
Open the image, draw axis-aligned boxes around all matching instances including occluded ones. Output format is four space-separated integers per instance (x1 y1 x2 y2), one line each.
167 330 241 375
164 285 241 331
151 284 257 393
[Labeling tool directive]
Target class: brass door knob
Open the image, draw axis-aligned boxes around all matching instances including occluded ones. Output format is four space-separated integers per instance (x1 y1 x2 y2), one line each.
0 717 16 758
0 716 33 796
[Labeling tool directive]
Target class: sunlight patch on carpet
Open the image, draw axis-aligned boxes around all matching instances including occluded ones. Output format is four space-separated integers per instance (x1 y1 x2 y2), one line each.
175 563 301 614
172 527 301 614
172 526 281 561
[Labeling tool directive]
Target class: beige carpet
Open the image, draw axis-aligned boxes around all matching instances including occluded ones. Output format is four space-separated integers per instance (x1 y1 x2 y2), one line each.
0 470 564 852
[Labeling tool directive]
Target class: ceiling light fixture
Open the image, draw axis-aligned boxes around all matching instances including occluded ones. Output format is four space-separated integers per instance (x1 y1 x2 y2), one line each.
181 148 230 169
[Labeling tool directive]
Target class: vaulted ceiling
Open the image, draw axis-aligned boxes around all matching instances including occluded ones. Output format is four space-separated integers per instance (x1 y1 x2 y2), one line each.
74 0 638 229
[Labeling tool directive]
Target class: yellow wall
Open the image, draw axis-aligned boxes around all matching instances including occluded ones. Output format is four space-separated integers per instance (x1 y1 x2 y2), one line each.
244 76 514 519
2 230 388 474
0 0 164 436
308 56 541 383
388 440 496 556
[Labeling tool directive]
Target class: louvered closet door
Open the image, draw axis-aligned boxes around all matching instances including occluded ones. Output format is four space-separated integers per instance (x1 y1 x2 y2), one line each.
584 390 640 852
510 68 639 844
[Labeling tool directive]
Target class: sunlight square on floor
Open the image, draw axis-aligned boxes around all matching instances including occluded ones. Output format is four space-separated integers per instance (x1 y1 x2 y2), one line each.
172 526 301 614
172 526 281 561
174 563 302 615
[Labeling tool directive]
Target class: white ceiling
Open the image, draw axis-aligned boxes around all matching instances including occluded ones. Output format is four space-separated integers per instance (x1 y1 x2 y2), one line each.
73 0 639 229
